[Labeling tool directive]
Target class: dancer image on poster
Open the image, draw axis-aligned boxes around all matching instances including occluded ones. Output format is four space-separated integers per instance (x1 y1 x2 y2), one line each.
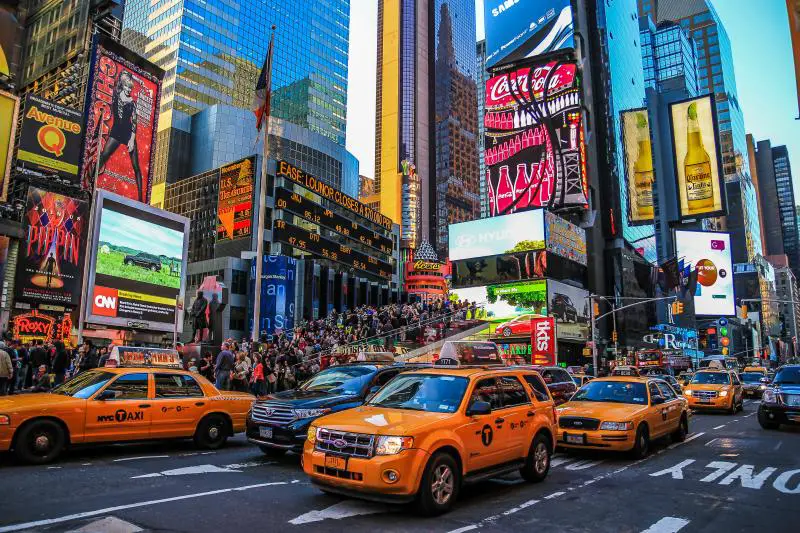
44 253 56 288
96 71 145 202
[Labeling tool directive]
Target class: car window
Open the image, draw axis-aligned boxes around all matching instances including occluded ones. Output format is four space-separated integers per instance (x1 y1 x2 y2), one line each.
105 373 149 400
648 382 662 402
523 374 551 402
731 373 741 386
375 369 400 387
655 381 676 399
471 378 502 410
53 371 116 399
691 372 731 385
541 368 569 384
154 374 204 398
499 376 530 407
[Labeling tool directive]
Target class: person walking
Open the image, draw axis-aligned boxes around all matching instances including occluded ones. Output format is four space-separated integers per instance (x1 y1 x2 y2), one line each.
0 341 13 395
251 354 266 396
51 341 69 386
214 342 235 391
232 352 250 392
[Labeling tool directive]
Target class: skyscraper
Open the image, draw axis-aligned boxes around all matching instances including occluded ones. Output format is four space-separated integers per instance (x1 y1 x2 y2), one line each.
789 0 800 116
375 0 479 255
476 39 489 219
122 0 350 206
756 142 799 276
640 18 698 96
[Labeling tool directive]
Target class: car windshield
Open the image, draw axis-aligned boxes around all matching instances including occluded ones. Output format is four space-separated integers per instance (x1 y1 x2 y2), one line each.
298 366 375 395
571 381 648 405
740 372 764 383
691 372 730 385
773 368 800 385
572 376 582 386
51 371 116 399
367 374 469 413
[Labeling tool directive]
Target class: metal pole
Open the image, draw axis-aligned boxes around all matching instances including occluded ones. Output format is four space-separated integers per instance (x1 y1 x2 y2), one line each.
590 296 598 377
612 303 618 359
251 123 271 343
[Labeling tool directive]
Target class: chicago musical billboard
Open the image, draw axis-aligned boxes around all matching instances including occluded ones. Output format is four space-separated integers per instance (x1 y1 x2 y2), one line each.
17 94 83 181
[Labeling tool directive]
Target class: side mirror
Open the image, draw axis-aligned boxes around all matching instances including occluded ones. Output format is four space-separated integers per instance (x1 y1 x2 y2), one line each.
760 378 770 384
651 395 666 405
96 389 117 401
466 400 492 416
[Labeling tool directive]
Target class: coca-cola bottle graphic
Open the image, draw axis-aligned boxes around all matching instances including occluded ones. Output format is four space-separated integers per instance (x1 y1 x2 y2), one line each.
495 165 515 214
514 163 532 211
487 170 496 217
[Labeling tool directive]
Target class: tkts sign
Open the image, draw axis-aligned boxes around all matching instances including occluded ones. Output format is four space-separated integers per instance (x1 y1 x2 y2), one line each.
531 317 556 366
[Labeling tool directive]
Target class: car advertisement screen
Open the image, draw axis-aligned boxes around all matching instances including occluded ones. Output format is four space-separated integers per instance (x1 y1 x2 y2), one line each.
15 188 87 305
547 279 589 340
450 280 547 332
86 191 189 332
621 108 654 225
675 230 735 316
449 209 544 261
80 34 163 203
17 94 83 182
484 0 574 69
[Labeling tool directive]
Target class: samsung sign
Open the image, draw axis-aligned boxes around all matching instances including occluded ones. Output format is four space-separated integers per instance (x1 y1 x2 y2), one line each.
449 209 545 261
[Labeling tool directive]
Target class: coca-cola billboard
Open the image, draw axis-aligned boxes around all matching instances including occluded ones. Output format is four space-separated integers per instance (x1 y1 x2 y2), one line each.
484 61 588 215
531 317 556 366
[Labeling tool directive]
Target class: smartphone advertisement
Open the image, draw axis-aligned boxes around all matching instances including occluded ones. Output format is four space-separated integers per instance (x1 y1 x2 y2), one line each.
675 230 734 316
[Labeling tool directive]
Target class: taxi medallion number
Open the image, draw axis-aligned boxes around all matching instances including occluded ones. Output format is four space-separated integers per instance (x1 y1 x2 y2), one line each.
259 426 273 439
325 455 347 471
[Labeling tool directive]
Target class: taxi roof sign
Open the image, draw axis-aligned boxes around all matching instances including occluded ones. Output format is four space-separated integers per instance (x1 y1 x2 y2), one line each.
106 346 182 369
434 341 504 368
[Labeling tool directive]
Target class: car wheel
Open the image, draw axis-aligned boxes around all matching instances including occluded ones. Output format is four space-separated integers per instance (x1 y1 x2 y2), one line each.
630 425 649 459
194 414 228 450
727 400 736 415
671 415 688 443
150 265 159 271
259 445 287 458
520 432 551 482
124 259 132 266
502 327 512 337
758 410 779 430
14 420 65 465
416 452 460 516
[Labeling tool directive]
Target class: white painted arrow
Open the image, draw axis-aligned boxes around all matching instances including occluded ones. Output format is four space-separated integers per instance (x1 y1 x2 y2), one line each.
132 464 242 478
288 500 391 525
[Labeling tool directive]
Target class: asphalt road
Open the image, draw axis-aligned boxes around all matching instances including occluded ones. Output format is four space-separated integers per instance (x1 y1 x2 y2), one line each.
1 398 799 533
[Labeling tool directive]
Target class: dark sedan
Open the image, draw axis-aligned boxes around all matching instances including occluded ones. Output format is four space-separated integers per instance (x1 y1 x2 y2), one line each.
758 365 800 430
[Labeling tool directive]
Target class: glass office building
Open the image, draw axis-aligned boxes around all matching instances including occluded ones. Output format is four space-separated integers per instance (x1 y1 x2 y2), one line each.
640 18 698 96
122 0 350 205
476 39 488 219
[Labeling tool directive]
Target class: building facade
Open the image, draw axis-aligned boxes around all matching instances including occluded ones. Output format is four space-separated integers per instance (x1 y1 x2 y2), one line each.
476 39 488 219
122 0 351 206
772 146 799 276
640 18 698 96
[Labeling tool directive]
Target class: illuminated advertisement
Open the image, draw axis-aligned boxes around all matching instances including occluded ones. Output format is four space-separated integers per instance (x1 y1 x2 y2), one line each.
216 156 254 243
669 95 726 221
400 159 421 249
675 230 735 316
15 188 87 305
0 89 19 202
789 0 800 115
449 209 545 261
17 94 83 181
251 255 297 335
531 316 557 365
451 250 586 290
484 0 574 69
484 61 588 215
547 279 590 341
0 6 19 78
450 280 548 325
86 190 189 332
80 34 163 203
545 210 586 265
621 108 654 224
11 310 72 346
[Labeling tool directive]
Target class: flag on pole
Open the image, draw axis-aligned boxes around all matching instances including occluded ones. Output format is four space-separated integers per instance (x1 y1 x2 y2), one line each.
253 28 276 132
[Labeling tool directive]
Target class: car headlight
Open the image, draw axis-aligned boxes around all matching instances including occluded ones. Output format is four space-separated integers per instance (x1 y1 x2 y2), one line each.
307 426 318 444
293 408 331 419
719 390 729 397
599 421 633 431
375 436 414 455
0 414 9 425
762 389 777 404
684 389 692 396
759 385 767 390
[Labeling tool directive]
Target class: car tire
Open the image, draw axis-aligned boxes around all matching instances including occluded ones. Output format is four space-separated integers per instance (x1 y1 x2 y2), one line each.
502 328 512 337
671 415 688 443
194 414 228 450
415 452 460 516
124 260 132 266
520 432 551 483
630 425 649 459
150 265 158 271
259 445 287 458
758 410 779 430
727 400 736 415
14 419 66 465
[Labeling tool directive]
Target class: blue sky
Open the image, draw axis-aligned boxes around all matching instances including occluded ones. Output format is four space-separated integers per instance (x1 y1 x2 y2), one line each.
99 208 184 259
347 0 799 203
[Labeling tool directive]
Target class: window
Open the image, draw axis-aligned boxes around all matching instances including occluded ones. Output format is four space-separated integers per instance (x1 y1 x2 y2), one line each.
499 376 530 407
154 374 204 398
471 378 502 410
656 381 676 399
106 373 149 400
524 374 551 402
539 368 571 384
648 382 662 402
231 270 248 295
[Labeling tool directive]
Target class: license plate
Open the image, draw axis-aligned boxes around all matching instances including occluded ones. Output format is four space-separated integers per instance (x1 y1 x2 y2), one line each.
565 434 585 445
325 455 347 470
259 426 273 439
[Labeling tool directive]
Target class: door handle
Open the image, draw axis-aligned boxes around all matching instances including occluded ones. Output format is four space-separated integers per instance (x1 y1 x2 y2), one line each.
139 404 151 408
527 411 535 417
195 402 205 406
494 417 505 424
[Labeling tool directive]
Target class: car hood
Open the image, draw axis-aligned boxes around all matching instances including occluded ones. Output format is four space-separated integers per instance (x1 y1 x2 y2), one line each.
313 405 452 436
557 401 649 421
260 389 361 409
0 393 85 414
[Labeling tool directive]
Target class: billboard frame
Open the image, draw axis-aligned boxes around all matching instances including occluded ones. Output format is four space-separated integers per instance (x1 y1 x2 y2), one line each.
0 89 19 203
619 106 654 226
674 228 736 317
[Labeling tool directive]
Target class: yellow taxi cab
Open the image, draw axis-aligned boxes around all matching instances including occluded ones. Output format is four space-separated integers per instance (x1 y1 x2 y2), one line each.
683 369 743 414
0 347 253 464
556 376 690 458
611 366 641 377
302 343 557 515
742 366 768 377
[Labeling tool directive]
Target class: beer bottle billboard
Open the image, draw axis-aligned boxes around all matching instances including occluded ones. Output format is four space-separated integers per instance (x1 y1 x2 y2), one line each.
621 109 654 224
670 95 725 220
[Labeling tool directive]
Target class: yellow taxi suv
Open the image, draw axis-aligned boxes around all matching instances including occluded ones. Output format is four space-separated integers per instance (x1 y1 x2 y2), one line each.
0 348 253 464
683 369 743 414
302 349 557 515
557 377 690 459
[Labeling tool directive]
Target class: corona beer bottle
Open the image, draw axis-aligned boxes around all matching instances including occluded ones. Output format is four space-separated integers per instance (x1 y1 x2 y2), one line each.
633 112 654 219
684 102 714 213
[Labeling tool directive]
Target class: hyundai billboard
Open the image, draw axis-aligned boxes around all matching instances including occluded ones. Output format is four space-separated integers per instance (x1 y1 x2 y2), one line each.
449 209 545 261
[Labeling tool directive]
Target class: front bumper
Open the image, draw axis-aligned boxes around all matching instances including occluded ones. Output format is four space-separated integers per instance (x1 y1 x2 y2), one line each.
556 428 635 451
742 387 764 398
686 395 732 410
758 404 800 425
246 417 308 452
303 444 430 502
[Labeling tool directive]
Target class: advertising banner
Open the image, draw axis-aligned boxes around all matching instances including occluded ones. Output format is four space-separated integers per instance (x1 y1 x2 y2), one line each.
669 95 726 220
675 230 735 316
80 34 163 203
251 255 297 335
0 6 19 79
85 191 189 332
0 89 19 202
17 95 83 181
449 209 545 261
621 108 654 224
484 61 588 215
11 310 72 346
547 279 589 341
15 188 86 305
545 210 586 265
216 156 254 243
451 250 586 290
531 316 557 366
484 0 574 69
450 279 548 331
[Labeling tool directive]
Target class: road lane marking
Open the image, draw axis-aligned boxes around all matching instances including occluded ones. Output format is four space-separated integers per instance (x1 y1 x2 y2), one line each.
66 516 142 533
448 526 479 533
774 441 783 451
668 431 705 449
550 456 574 468
113 455 170 462
650 459 696 480
132 464 243 478
713 425 726 430
700 461 737 482
502 499 538 516
288 501 391 525
564 459 603 471
0 481 295 533
641 517 690 533
545 491 566 499
774 469 800 494
719 465 777 489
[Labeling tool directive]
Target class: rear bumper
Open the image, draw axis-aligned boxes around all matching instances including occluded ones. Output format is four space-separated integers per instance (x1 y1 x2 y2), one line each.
556 428 635 451
246 418 306 452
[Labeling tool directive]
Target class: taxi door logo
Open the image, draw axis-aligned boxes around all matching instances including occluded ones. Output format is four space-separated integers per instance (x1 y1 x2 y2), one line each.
481 424 493 446
92 286 119 317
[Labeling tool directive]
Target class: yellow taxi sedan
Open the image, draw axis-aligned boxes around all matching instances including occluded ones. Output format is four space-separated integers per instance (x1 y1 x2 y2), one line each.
683 369 743 414
0 359 253 464
556 377 690 458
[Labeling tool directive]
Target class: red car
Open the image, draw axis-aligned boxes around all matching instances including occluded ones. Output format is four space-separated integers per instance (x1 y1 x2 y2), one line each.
495 314 541 337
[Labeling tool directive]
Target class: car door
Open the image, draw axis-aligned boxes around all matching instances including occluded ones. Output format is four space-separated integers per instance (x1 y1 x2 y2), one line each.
646 381 668 437
456 377 505 472
84 373 153 442
151 373 207 438
497 374 535 462
655 381 681 433
730 372 743 405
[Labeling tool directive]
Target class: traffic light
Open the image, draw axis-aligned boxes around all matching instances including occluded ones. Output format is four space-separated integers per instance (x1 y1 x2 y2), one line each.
719 322 730 353
612 330 618 343
707 327 718 351
721 347 729 355
740 304 748 319
671 301 685 315
593 302 600 318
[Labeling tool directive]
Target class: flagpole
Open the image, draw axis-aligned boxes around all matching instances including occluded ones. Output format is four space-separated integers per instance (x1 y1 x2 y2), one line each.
251 26 276 343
